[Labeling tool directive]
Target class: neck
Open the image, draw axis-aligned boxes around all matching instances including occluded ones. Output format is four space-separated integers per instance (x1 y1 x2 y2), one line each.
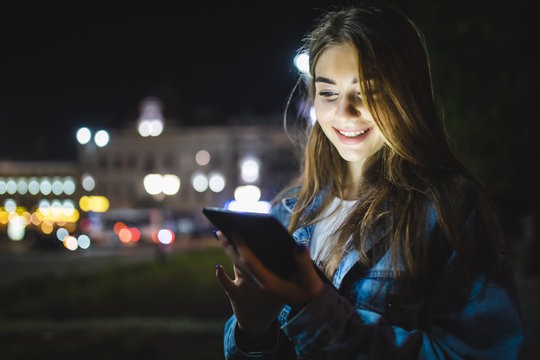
343 160 364 200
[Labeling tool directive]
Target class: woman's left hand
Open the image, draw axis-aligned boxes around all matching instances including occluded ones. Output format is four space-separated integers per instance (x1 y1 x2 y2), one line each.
216 231 325 309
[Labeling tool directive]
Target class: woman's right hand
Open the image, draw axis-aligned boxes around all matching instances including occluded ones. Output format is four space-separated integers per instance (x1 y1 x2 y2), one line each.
215 231 284 342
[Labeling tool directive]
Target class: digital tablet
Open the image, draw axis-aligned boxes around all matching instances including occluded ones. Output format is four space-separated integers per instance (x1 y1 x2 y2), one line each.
202 207 298 279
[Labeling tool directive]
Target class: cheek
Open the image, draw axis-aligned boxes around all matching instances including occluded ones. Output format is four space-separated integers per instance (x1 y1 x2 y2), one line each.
314 103 332 125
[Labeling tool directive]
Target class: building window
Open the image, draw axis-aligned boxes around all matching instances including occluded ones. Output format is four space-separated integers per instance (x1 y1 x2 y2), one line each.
127 153 137 169
144 154 155 173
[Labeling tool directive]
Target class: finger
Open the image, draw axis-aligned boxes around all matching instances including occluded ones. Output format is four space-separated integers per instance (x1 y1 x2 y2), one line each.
215 231 241 264
216 264 236 296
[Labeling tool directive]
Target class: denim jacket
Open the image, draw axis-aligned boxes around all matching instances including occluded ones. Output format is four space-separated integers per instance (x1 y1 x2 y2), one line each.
223 190 524 359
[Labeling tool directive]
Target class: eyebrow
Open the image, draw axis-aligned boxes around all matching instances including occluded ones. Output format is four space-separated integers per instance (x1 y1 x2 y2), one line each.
314 76 359 85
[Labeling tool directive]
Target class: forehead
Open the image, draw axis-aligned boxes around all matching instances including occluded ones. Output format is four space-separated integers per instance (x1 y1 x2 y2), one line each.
314 43 359 79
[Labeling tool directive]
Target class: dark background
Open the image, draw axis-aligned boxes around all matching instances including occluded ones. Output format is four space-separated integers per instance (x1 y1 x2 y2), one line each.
1 0 537 239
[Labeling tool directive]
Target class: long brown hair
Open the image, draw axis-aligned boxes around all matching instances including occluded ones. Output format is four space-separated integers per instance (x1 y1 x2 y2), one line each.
280 4 505 281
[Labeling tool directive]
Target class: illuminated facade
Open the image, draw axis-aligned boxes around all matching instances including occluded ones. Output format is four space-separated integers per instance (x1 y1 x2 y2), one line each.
0 161 80 245
75 114 300 244
0 110 301 248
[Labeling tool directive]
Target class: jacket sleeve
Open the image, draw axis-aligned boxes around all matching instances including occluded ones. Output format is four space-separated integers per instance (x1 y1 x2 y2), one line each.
224 252 523 359
278 252 524 359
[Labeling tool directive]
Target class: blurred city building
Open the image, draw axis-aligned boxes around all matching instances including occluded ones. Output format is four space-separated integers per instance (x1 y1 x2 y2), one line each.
0 98 301 250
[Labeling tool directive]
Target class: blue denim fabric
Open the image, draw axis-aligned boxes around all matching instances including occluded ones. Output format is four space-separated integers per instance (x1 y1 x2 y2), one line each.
223 190 524 359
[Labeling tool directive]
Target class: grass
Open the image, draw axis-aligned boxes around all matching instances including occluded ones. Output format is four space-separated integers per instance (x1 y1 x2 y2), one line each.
0 246 234 359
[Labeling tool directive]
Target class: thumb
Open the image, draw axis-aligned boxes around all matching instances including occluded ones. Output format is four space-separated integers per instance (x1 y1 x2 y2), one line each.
216 264 236 296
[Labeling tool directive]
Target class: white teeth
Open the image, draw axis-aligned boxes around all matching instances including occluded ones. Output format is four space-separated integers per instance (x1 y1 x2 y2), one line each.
339 128 369 137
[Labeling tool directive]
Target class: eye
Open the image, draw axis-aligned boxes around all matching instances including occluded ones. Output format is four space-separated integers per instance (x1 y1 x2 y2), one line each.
318 90 338 99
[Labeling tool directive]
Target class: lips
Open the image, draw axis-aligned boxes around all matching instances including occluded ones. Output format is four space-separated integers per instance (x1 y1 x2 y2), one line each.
333 126 372 144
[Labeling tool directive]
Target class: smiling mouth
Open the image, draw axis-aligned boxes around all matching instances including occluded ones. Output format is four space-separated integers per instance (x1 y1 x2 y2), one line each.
337 128 371 137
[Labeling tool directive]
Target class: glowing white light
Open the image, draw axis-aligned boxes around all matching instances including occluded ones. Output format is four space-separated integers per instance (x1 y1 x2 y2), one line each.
195 150 211 166
40 178 52 195
78 235 91 249
226 200 272 214
294 52 310 74
310 106 317 124
52 177 63 195
138 121 151 137
149 120 164 136
39 199 51 214
56 227 69 241
241 158 260 183
81 174 96 192
191 172 208 193
137 97 165 137
39 201 52 216
162 174 180 195
234 185 262 203
62 200 75 216
64 236 78 251
209 172 226 193
63 177 76 195
5 199 17 213
6 178 17 195
157 229 174 244
51 200 63 216
17 178 28 195
94 130 110 147
28 177 40 195
143 174 163 195
76 127 92 145
0 179 6 194
7 215 25 241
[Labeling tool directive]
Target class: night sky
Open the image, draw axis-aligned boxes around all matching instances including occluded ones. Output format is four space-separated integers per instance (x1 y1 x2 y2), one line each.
0 1 535 166
1 4 335 161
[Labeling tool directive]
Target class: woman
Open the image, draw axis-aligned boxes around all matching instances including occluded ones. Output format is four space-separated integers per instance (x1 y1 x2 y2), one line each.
214 4 524 359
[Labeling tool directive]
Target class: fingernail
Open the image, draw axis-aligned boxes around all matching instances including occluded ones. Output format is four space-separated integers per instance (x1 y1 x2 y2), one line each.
213 230 219 240
216 264 221 270
295 243 306 254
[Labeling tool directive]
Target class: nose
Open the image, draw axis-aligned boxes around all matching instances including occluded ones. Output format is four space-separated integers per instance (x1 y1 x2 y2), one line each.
335 93 362 121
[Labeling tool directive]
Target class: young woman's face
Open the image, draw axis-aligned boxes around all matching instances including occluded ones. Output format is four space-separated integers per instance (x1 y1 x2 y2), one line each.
313 43 385 167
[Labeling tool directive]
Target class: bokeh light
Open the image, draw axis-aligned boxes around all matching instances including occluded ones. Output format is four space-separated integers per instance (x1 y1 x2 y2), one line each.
114 222 127 235
157 229 175 245
162 174 181 195
0 179 6 194
6 178 17 195
94 130 110 147
76 127 92 144
40 178 52 195
28 177 40 195
208 172 226 193
79 196 109 213
81 174 96 191
64 236 78 251
234 185 262 203
7 215 25 241
294 52 310 74
130 227 141 242
118 228 132 243
5 199 17 213
56 227 69 241
63 177 76 195
195 150 211 166
240 158 260 183
143 174 162 195
191 172 208 193
17 178 28 195
78 235 91 249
